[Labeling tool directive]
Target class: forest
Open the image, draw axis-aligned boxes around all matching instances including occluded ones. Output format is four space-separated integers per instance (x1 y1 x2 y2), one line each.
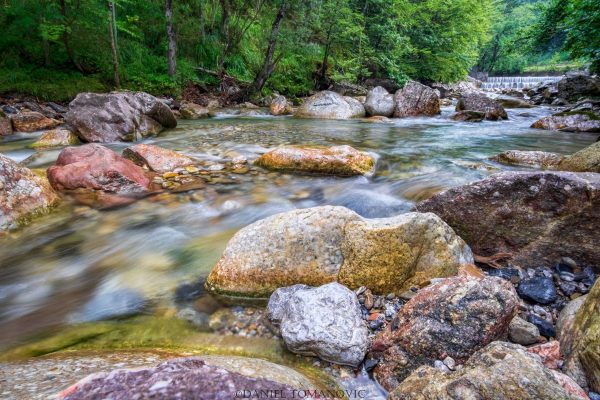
0 0 598 101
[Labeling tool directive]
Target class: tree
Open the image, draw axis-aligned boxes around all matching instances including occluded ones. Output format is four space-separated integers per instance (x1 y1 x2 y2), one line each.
165 0 177 76
108 1 120 88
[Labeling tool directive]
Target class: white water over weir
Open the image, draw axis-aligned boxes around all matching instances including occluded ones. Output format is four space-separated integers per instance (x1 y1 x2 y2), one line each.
481 76 562 89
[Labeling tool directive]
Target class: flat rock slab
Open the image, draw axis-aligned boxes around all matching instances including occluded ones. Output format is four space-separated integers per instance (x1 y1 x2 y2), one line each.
123 144 195 173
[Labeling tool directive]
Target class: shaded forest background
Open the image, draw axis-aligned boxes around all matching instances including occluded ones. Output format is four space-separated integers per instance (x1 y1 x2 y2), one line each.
0 0 598 101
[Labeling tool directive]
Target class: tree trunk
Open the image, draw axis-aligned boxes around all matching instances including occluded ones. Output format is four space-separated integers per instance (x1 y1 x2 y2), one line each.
165 0 177 76
108 2 120 88
251 0 287 94
59 0 84 72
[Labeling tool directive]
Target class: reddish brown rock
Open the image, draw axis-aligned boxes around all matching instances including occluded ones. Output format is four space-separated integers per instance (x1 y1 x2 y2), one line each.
270 95 293 116
456 93 508 120
417 171 600 270
528 341 562 369
371 276 519 391
58 357 303 400
255 145 375 176
0 154 59 231
10 111 61 132
123 144 195 173
47 144 150 194
393 81 441 118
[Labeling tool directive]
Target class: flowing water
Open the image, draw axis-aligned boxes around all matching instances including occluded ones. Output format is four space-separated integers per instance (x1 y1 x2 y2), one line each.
0 106 597 358
481 75 562 89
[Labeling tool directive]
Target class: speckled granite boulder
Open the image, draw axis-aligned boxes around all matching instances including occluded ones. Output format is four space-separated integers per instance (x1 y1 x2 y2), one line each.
66 92 177 142
123 144 195 173
371 276 519 391
0 154 59 231
270 95 293 116
417 171 600 270
205 206 473 300
267 282 368 366
295 91 365 119
389 341 589 400
393 81 441 118
255 145 375 176
490 150 565 168
58 357 313 400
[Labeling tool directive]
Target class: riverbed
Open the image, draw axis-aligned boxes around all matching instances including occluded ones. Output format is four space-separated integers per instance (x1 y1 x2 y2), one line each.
0 104 597 390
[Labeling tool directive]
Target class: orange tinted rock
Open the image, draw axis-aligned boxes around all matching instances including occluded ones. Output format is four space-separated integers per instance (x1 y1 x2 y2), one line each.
123 144 195 173
528 341 562 369
11 111 61 132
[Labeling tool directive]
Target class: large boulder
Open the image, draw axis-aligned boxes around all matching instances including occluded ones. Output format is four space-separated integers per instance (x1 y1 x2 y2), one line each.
65 92 177 142
30 128 80 148
47 144 150 194
267 282 368 367
456 93 508 120
393 81 441 118
254 145 375 176
0 154 59 231
490 150 565 168
557 75 600 102
270 95 293 116
371 276 519 390
295 91 365 119
364 86 395 117
532 112 600 133
562 279 600 393
559 141 600 172
0 110 12 136
10 111 61 132
123 144 195 173
205 206 473 300
389 341 589 400
417 171 600 270
450 110 485 122
57 357 311 400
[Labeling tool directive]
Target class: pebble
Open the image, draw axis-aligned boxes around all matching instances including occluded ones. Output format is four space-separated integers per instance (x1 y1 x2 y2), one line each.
433 360 451 373
443 356 456 371
527 313 556 338
517 275 558 304
363 359 378 372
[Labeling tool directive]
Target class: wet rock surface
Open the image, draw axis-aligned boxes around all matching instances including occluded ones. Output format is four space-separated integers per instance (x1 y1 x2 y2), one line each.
47 144 150 194
393 81 441 118
30 128 81 148
254 145 375 176
456 93 508 120
10 111 62 132
370 276 519 391
267 282 369 367
0 154 59 231
65 92 177 142
295 91 365 119
364 86 395 117
206 206 472 299
559 141 600 172
389 341 588 400
532 112 600 133
180 101 210 119
490 150 565 168
123 144 196 173
270 95 293 116
417 171 600 269
450 110 485 122
58 357 309 400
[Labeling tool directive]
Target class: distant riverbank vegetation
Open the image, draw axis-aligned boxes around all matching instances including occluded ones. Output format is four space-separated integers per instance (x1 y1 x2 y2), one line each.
0 0 598 101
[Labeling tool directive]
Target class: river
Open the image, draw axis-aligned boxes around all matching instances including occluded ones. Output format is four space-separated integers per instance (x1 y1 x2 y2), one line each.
0 104 596 354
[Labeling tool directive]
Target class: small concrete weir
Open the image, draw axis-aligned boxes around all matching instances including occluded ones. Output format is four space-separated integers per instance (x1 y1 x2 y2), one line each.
482 76 562 89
